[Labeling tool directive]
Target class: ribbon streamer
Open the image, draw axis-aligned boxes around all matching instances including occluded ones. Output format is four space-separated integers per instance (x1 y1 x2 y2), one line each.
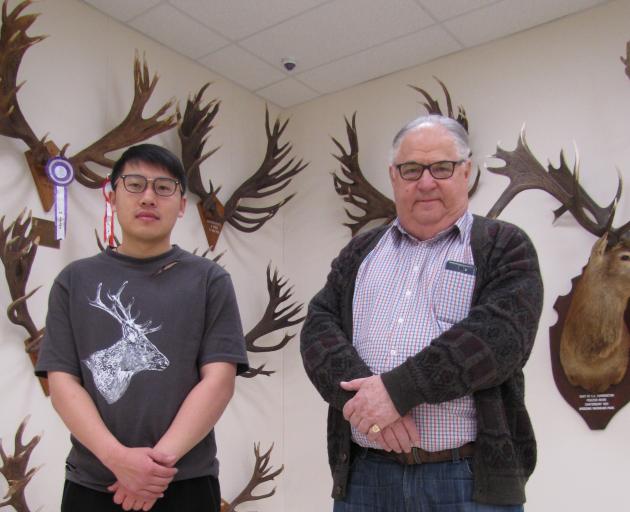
102 177 115 247
45 157 74 240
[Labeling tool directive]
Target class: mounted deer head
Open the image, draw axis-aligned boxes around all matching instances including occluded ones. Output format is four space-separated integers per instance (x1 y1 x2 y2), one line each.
0 1 176 210
220 443 283 512
178 84 308 249
487 130 630 394
85 281 168 404
0 210 47 395
240 264 304 378
0 415 41 512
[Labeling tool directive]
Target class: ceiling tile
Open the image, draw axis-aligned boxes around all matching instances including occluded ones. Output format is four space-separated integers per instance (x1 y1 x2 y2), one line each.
199 45 287 90
444 0 609 48
298 25 461 94
82 0 162 22
130 4 228 60
256 79 319 108
168 0 330 40
240 0 435 71
415 0 500 21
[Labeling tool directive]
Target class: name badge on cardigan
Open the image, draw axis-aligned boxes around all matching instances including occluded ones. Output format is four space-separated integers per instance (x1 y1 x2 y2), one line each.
445 260 476 276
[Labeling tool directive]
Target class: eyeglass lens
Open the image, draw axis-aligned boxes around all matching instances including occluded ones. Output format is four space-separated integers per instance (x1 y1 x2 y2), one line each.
122 175 178 196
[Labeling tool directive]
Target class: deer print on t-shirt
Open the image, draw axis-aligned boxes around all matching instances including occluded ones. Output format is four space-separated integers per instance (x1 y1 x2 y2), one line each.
83 281 169 404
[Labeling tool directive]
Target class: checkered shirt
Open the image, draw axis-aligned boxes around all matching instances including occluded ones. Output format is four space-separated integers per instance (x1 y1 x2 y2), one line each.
351 212 477 451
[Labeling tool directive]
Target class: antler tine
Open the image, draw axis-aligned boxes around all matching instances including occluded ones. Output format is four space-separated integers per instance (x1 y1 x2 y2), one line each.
409 77 469 131
69 52 177 188
621 41 630 80
224 443 284 511
239 363 275 378
331 113 396 236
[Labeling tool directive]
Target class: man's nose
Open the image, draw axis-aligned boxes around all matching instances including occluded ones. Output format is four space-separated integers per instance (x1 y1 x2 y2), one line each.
415 169 437 189
139 185 158 205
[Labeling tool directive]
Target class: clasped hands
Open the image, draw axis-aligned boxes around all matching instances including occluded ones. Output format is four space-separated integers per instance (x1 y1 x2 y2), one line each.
104 446 178 511
341 375 420 453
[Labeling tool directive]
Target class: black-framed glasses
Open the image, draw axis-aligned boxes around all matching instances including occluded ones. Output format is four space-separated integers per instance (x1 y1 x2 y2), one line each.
394 160 466 181
118 174 181 197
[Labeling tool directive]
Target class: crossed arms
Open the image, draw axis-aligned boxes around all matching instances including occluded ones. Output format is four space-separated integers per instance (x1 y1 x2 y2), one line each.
49 361 236 511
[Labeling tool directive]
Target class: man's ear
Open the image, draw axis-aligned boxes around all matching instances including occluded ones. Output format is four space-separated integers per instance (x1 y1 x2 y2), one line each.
178 196 187 218
389 165 396 183
462 159 472 180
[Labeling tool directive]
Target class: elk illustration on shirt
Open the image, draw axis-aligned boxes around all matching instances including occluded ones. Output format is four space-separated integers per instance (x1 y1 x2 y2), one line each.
83 281 169 404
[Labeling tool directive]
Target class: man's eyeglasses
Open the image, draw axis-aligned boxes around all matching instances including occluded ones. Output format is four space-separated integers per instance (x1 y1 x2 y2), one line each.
118 174 181 197
394 160 466 181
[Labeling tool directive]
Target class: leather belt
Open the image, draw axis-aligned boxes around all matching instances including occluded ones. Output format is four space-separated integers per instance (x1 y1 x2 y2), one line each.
353 442 475 465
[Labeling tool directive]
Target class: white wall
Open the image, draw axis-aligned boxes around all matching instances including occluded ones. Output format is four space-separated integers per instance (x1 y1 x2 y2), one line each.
1 0 630 511
282 0 630 511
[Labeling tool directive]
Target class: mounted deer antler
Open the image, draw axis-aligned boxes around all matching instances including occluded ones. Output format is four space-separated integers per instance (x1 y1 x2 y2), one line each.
239 264 304 378
332 111 479 236
0 210 47 395
178 86 308 248
0 1 176 210
332 113 396 236
622 40 630 80
220 443 284 512
486 127 630 245
0 415 41 512
409 76 469 131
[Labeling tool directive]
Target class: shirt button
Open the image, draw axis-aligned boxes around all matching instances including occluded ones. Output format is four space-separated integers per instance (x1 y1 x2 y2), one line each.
405 290 412 297
398 317 403 323
413 266 419 273
391 349 397 356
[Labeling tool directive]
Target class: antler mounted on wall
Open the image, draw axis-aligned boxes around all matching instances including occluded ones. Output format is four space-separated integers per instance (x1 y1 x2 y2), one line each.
0 210 47 395
0 0 176 210
220 443 284 512
409 76 469 132
240 264 304 379
621 40 630 80
332 80 479 236
0 415 41 512
179 84 308 249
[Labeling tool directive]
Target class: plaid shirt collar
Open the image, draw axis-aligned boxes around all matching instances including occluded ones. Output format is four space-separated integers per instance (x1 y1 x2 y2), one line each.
391 211 471 245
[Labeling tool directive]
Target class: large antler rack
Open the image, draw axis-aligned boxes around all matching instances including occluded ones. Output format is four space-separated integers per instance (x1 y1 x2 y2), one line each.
0 416 41 512
0 210 47 395
0 1 176 210
487 127 630 246
178 85 308 249
332 113 396 236
240 264 304 378
622 40 630 80
220 443 284 512
408 76 469 132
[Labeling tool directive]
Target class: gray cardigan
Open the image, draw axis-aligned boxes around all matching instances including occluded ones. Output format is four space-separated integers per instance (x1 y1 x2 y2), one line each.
300 215 543 505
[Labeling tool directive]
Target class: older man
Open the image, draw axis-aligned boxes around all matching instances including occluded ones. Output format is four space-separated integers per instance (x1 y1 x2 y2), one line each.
300 115 543 511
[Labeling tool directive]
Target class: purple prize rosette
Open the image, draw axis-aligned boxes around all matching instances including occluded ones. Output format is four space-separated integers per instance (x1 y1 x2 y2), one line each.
45 157 74 240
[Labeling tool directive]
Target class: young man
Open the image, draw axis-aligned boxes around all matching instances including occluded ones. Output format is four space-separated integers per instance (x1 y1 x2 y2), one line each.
301 115 543 511
36 144 249 512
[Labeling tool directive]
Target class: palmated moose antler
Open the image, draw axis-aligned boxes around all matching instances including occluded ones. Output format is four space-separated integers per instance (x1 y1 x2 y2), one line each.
0 416 41 512
0 1 176 209
178 85 308 248
240 264 304 378
332 113 396 236
622 41 630 80
220 443 284 512
0 210 47 395
487 127 630 245
409 76 469 132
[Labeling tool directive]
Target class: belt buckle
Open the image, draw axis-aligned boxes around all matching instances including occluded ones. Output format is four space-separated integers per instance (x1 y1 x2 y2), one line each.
411 447 423 464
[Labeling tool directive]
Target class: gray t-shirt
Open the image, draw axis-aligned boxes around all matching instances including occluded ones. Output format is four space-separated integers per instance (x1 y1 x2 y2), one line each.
35 245 249 492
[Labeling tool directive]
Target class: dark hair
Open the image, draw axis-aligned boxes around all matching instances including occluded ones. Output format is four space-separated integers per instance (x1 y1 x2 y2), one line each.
110 144 187 194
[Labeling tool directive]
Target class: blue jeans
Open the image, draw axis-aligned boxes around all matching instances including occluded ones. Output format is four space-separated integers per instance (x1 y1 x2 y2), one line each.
333 448 524 512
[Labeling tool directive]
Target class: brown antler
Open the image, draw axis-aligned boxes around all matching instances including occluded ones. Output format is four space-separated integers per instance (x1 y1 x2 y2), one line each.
0 415 41 512
487 127 630 244
0 210 48 395
222 107 308 232
221 443 284 512
245 264 304 353
409 76 469 131
68 53 177 188
622 41 630 80
332 113 396 236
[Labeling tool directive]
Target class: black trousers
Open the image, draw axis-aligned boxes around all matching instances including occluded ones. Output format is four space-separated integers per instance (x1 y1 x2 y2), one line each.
61 476 221 512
